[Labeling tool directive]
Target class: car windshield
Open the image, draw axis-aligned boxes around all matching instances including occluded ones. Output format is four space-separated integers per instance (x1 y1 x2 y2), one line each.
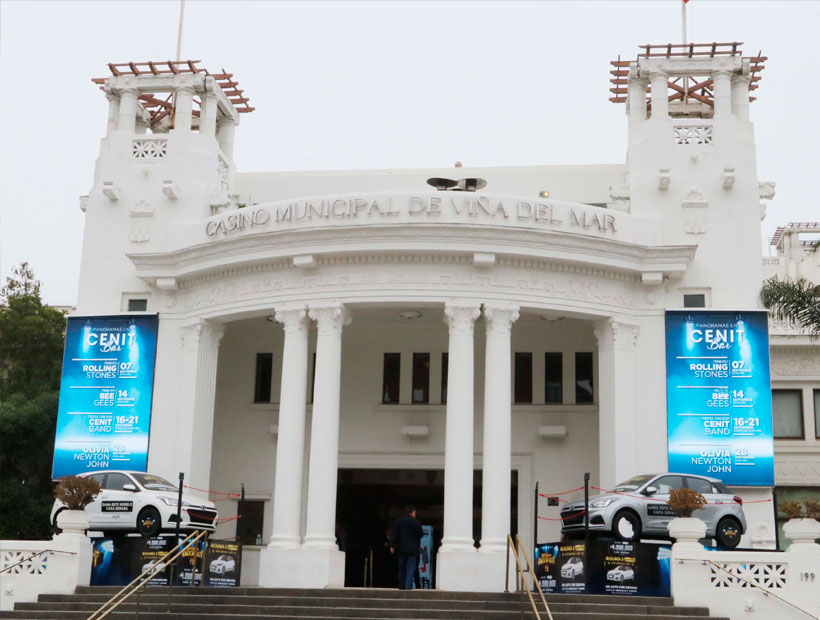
131 473 177 492
611 474 655 493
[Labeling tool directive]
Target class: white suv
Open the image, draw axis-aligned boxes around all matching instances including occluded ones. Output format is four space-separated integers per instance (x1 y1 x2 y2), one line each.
51 471 218 537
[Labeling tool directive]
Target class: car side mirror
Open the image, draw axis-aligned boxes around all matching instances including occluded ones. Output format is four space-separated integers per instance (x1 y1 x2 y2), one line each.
643 486 658 496
122 484 138 492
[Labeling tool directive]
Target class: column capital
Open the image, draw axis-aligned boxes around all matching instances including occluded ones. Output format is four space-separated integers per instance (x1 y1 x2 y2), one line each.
482 303 520 336
274 304 309 336
712 68 733 79
648 69 667 81
180 319 224 352
309 302 350 336
593 318 640 352
443 300 481 334
175 85 196 96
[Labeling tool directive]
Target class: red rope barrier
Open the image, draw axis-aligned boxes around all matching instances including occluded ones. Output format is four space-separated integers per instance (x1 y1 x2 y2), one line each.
213 494 242 501
183 484 238 496
216 515 242 524
538 486 585 497
538 509 586 522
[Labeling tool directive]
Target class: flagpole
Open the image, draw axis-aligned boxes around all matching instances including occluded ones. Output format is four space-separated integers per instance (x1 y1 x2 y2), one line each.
682 0 688 44
176 0 185 61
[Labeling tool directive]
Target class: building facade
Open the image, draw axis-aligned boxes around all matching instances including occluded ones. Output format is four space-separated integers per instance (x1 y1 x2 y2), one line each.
72 46 818 591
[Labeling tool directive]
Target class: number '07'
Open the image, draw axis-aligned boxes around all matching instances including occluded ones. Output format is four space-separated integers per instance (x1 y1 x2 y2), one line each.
119 362 132 370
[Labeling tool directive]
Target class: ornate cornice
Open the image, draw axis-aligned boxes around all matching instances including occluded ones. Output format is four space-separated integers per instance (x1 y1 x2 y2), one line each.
128 222 697 284
770 347 820 377
444 301 481 334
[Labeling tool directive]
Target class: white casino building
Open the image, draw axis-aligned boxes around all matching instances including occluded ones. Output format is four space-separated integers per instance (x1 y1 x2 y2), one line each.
73 45 820 591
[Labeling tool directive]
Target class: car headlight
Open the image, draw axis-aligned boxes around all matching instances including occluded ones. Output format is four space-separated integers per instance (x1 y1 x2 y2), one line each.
590 498 616 508
159 496 191 507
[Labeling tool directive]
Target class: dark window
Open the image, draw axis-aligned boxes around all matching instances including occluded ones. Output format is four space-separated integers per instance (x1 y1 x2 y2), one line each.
104 473 132 490
815 390 820 439
683 294 706 308
545 352 562 404
686 477 713 495
653 475 685 494
441 353 448 404
514 353 533 404
773 390 803 438
382 353 401 404
127 298 148 312
253 353 273 403
412 353 430 403
236 500 265 545
575 352 594 403
310 352 316 404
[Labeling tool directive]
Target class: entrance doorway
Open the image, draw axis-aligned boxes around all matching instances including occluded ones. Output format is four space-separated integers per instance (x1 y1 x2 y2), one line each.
336 468 518 587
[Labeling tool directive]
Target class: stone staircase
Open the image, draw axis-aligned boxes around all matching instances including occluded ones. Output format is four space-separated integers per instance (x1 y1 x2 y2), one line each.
3 586 728 619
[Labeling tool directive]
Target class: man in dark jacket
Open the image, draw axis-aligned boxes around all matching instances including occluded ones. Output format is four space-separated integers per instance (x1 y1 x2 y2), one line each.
390 505 424 590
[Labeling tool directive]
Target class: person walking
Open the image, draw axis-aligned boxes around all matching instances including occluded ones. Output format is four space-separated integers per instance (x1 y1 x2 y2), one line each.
390 505 424 590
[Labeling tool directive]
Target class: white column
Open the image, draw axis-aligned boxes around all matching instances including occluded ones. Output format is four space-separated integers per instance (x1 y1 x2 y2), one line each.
731 74 751 121
713 69 732 116
174 86 195 131
302 302 348 549
200 78 219 137
267 305 309 549
105 90 120 135
440 300 481 553
627 78 648 126
217 119 237 158
117 88 139 133
480 304 519 553
174 319 224 491
649 71 669 119
593 318 640 491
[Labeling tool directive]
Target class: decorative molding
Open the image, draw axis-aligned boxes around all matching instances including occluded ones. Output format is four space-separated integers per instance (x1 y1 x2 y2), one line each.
658 168 671 191
129 200 153 243
770 347 820 377
722 167 735 189
217 153 230 190
682 188 708 235
132 138 167 160
709 563 786 589
483 304 520 336
274 305 308 337
674 125 713 145
775 455 820 485
443 301 481 334
162 179 179 200
309 302 350 336
180 319 225 352
759 181 776 200
102 181 120 202
593 318 640 352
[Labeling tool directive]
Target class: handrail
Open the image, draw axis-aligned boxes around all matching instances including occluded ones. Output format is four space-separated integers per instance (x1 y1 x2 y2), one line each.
506 534 554 620
0 548 76 574
86 529 207 620
676 557 820 620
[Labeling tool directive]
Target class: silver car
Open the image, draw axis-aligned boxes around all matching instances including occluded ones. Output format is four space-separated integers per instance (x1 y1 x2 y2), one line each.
560 473 746 549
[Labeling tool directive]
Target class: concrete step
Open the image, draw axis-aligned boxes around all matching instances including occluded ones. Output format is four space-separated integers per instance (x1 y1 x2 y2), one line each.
7 586 729 620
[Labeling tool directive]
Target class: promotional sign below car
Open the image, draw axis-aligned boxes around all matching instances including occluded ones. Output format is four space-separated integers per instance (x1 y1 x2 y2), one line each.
204 541 242 587
665 310 774 486
535 540 671 597
52 315 159 478
91 536 241 587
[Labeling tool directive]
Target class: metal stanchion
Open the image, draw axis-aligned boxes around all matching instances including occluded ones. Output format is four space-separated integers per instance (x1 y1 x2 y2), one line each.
533 481 539 557
583 472 590 595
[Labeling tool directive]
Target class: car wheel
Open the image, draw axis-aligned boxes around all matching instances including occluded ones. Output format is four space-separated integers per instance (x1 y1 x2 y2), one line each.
612 510 642 542
137 506 162 537
51 508 66 535
715 517 742 549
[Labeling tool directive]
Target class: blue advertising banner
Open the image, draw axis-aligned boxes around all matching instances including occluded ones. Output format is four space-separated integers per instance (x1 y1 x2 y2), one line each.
52 315 159 479
665 311 774 486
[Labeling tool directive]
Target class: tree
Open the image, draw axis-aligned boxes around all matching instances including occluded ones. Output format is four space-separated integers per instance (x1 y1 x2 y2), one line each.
0 263 67 539
760 277 820 339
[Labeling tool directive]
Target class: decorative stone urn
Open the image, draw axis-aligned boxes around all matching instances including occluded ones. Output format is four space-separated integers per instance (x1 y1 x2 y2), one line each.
55 510 90 540
783 518 820 553
668 517 707 551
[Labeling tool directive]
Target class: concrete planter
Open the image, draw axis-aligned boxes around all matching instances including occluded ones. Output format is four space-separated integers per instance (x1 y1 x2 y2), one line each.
668 517 706 551
783 518 820 553
55 510 90 541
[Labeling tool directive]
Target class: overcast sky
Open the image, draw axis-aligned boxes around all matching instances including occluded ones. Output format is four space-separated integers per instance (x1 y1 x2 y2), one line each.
1 1 818 304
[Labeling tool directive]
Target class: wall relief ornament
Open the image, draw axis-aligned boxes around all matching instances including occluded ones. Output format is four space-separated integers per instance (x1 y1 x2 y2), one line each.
770 349 820 377
129 200 153 243
682 187 708 235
